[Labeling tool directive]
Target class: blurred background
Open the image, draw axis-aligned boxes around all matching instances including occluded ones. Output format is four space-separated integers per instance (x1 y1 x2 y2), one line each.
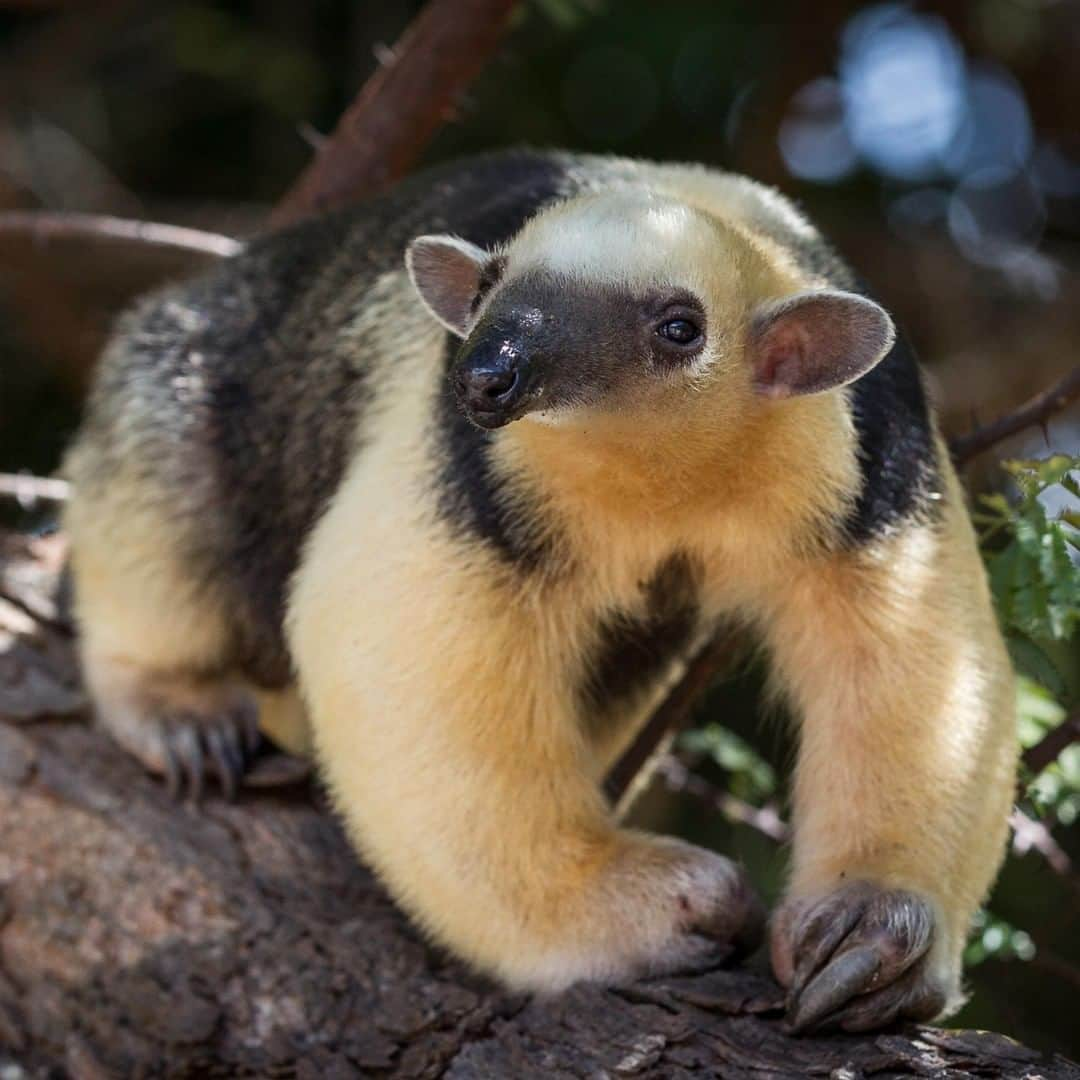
0 0 1076 1057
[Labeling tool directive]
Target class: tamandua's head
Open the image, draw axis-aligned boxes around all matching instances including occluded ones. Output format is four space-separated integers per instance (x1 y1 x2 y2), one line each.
406 191 895 432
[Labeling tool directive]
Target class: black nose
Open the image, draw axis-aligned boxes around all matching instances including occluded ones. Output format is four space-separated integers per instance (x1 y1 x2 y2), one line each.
465 365 519 403
454 345 528 428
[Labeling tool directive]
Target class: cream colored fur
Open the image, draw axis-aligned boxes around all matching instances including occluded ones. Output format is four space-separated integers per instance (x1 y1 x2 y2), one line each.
65 161 1016 1003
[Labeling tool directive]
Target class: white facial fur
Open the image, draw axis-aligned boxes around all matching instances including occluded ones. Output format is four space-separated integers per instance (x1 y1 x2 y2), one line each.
505 190 745 301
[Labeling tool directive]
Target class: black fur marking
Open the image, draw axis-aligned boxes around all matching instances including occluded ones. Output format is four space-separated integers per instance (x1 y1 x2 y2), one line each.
844 329 941 544
420 153 624 567
74 148 941 693
745 208 941 541
75 150 613 685
580 553 701 720
434 342 554 570
86 215 371 687
456 276 707 427
470 255 507 314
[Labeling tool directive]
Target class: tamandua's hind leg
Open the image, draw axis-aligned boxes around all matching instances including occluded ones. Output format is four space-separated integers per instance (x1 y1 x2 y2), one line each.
65 484 261 800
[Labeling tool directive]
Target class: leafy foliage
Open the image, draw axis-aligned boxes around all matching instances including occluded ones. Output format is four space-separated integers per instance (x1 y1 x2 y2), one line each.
978 455 1080 663
681 724 777 803
978 455 1080 821
965 909 1036 966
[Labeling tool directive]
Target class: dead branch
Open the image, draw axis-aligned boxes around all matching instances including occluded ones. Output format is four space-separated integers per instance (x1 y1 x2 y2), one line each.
0 211 242 258
270 0 519 227
950 365 1080 465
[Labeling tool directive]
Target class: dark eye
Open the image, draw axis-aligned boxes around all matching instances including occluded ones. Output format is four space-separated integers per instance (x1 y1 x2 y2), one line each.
657 318 701 345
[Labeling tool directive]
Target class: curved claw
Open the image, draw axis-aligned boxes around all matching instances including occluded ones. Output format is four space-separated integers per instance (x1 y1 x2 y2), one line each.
205 728 238 801
170 725 205 803
240 703 262 755
224 720 247 775
777 884 945 1035
788 945 881 1033
643 934 735 980
837 968 948 1032
162 739 183 801
788 895 869 1000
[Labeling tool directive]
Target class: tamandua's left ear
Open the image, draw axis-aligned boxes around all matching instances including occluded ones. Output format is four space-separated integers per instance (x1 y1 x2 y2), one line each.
406 234 489 338
749 290 895 399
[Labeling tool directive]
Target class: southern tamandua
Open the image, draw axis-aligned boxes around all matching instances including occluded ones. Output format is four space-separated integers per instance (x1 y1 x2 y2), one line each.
62 150 1017 1032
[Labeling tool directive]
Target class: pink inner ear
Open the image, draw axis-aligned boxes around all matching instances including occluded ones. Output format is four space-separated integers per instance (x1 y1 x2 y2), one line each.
750 290 895 399
755 322 809 399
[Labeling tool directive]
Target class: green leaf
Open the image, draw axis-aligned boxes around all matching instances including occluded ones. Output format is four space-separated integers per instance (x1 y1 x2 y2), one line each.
978 492 1012 518
1010 644 1070 706
680 724 777 802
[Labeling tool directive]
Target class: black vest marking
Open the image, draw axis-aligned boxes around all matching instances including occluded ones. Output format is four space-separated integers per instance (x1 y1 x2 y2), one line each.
102 151 599 684
90 149 942 692
113 216 373 688
580 553 701 719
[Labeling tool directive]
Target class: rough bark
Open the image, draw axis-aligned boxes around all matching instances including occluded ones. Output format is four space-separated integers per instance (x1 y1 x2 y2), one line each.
0 533 1076 1079
270 0 520 227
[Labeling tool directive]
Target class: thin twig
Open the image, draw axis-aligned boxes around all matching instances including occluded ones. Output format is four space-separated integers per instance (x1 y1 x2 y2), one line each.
657 754 790 843
1023 710 1080 777
270 0 519 227
950 366 1080 465
1009 808 1079 897
0 211 243 258
0 473 70 503
604 627 743 807
659 750 1079 892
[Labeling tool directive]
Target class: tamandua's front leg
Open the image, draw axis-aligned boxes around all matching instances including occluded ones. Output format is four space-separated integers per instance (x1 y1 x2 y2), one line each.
763 477 1016 1031
289 482 762 990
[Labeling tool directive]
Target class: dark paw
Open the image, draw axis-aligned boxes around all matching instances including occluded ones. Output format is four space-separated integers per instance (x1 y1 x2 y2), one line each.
772 881 948 1033
154 697 262 803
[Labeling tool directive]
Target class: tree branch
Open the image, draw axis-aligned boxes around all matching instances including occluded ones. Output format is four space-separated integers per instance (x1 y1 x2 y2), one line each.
1009 808 1080 900
269 0 520 227
0 472 70 503
950 366 1080 465
604 628 742 808
0 531 1075 1076
0 211 242 258
657 753 790 843
1023 710 1080 777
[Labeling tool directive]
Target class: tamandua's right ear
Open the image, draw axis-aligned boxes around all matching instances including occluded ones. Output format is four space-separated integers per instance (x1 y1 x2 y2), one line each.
749 290 895 399
406 234 489 338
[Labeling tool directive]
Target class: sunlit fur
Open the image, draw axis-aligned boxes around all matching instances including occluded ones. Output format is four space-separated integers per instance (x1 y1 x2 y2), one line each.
66 158 1016 1003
